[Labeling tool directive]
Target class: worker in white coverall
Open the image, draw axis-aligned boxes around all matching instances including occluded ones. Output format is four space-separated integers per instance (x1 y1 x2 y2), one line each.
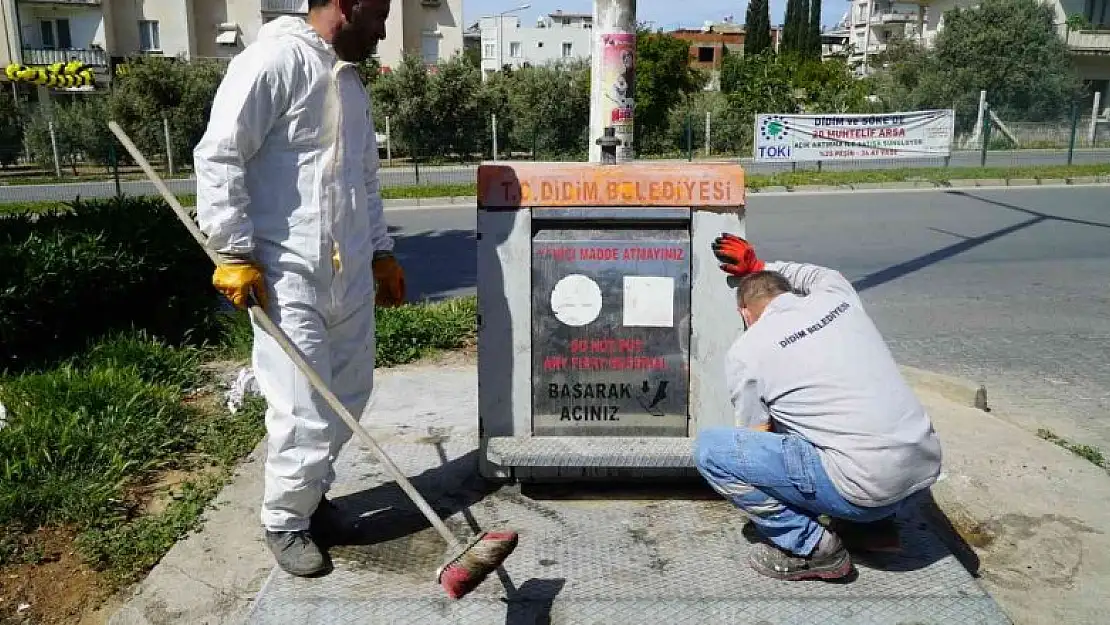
694 234 943 582
193 0 404 577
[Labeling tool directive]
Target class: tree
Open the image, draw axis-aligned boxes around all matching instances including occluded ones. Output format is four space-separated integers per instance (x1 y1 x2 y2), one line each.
504 60 591 158
744 0 773 56
866 0 1083 131
370 54 435 159
808 0 823 59
0 89 23 168
781 0 810 54
108 55 226 169
635 28 706 155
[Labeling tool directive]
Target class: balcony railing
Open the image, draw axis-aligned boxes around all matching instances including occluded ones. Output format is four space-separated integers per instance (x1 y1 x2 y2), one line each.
19 0 101 5
871 11 917 24
22 47 108 67
1061 25 1110 54
261 0 307 13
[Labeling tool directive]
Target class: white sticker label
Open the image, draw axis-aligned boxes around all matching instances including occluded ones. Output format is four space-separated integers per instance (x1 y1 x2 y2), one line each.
623 276 674 327
550 274 603 326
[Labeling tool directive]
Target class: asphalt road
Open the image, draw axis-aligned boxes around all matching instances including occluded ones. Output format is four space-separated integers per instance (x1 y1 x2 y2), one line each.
388 185 1110 454
2 148 1109 203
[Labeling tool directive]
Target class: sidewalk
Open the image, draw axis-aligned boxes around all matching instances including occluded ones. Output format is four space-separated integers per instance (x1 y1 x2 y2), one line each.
106 356 1109 625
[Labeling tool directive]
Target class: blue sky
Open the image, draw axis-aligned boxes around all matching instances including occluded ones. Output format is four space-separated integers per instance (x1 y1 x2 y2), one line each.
462 1 850 31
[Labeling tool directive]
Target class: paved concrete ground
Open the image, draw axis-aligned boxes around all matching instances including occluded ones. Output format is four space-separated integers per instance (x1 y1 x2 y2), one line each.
388 185 1110 455
106 358 1110 625
2 149 1109 202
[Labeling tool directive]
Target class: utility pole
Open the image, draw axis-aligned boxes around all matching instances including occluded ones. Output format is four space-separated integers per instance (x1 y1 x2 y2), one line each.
498 4 530 73
589 0 636 163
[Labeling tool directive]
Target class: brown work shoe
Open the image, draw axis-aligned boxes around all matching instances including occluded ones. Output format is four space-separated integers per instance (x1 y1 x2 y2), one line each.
748 529 853 581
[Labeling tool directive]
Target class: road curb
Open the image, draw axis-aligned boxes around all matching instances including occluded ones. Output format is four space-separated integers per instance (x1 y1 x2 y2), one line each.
383 195 477 208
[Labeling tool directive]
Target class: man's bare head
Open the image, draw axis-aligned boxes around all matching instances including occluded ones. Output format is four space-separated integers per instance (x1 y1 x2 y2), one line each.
736 271 792 328
308 0 390 62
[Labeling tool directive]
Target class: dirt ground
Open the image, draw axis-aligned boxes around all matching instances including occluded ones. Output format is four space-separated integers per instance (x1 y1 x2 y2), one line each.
0 527 113 625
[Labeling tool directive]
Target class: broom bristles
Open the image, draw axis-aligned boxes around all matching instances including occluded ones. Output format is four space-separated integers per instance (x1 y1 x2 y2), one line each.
438 531 519 599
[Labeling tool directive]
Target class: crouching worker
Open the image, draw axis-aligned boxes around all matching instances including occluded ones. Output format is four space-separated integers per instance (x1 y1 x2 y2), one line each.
694 234 943 581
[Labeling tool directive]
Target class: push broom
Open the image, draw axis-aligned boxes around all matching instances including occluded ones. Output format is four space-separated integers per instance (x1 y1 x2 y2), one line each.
107 121 517 600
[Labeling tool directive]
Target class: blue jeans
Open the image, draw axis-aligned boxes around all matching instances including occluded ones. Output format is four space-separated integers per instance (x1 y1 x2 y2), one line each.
694 427 906 556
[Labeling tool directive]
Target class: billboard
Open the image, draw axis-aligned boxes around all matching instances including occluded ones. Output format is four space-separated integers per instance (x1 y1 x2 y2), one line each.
753 110 955 162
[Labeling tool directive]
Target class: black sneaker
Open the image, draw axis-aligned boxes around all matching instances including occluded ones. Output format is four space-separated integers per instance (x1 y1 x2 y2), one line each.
264 530 326 577
748 529 853 581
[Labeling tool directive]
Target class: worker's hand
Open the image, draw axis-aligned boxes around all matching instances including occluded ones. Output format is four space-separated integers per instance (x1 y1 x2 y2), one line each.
373 253 406 308
712 233 765 277
213 261 268 310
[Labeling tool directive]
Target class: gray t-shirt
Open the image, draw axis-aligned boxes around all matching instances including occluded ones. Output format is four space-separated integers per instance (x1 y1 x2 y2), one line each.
725 260 943 508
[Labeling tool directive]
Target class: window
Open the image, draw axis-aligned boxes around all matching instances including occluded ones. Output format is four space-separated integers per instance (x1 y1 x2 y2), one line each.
698 46 715 62
561 42 572 57
38 19 71 49
484 43 495 58
139 20 160 51
510 41 521 58
422 34 440 63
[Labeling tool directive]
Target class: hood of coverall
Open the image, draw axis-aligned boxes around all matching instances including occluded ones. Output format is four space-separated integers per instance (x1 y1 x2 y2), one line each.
256 15 335 58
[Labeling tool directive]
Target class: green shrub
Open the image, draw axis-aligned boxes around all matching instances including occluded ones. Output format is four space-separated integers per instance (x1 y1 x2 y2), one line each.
0 195 219 373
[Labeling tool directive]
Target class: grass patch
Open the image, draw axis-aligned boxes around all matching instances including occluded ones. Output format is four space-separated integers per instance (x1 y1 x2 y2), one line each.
0 295 475 596
213 296 477 367
380 182 476 199
375 296 477 367
1036 429 1107 469
0 332 264 583
73 473 227 587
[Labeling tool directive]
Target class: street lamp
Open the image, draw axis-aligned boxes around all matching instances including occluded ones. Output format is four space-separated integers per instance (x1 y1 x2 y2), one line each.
498 3 530 72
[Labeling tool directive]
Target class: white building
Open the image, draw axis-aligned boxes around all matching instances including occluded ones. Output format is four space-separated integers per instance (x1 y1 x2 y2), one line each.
1 0 463 81
478 9 594 77
832 0 1109 103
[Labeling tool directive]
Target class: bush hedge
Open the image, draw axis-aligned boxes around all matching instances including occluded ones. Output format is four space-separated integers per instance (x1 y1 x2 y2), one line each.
0 195 219 373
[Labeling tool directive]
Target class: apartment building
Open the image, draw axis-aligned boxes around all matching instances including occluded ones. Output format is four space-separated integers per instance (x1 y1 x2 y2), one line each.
478 9 594 76
833 0 1110 103
1 0 463 85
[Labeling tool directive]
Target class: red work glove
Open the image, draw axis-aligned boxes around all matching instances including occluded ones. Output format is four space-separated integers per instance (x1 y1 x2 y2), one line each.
712 233 765 277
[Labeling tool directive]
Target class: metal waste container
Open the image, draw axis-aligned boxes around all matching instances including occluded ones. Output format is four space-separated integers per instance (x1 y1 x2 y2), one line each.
476 162 747 481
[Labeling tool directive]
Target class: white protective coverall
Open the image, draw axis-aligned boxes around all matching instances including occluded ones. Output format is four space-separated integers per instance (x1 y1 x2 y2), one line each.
193 15 392 532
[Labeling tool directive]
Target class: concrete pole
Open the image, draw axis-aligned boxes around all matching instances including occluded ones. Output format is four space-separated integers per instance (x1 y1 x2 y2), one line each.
163 116 174 175
705 111 712 157
48 121 61 178
385 115 392 166
492 113 499 161
1089 91 1102 146
589 0 636 163
969 89 987 148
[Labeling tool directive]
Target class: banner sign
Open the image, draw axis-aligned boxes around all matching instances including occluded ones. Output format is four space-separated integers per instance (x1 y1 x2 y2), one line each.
599 32 636 162
753 109 955 162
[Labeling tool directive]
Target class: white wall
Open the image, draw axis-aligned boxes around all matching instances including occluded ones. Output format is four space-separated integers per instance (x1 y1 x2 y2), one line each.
0 0 17 66
111 0 197 58
479 14 593 73
16 3 105 49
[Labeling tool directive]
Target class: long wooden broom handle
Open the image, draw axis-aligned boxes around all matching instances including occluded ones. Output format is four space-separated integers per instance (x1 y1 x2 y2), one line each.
107 121 461 550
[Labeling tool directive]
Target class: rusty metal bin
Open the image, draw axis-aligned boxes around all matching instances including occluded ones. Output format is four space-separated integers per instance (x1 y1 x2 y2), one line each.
476 162 747 481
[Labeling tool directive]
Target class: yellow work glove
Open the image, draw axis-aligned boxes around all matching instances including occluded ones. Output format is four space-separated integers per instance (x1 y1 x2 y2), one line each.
372 252 406 308
212 261 268 310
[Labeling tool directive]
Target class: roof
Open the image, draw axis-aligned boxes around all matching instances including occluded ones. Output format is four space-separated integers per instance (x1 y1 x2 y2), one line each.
549 10 592 19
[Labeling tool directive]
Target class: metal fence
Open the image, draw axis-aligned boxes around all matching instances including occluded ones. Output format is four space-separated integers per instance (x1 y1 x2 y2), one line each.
2 92 1108 204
